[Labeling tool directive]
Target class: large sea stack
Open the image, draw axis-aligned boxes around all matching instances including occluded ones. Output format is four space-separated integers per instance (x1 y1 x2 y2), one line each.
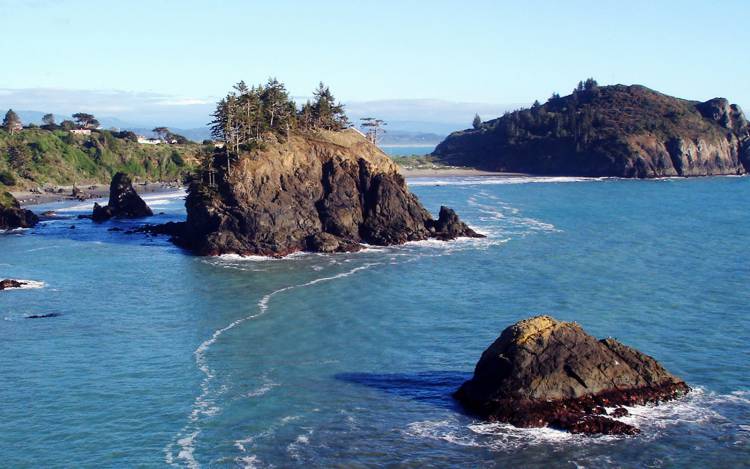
433 83 750 178
171 129 482 256
455 316 689 435
92 172 153 222
0 190 38 230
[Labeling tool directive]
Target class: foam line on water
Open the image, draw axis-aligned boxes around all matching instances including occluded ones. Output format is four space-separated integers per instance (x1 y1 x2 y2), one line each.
165 262 380 468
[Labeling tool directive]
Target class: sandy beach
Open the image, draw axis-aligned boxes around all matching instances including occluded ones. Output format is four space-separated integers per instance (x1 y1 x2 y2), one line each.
12 182 183 207
399 168 527 178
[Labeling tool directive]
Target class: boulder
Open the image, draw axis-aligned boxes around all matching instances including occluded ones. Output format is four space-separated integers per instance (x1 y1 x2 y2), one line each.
0 279 26 290
427 206 482 240
0 192 38 230
92 173 153 222
454 316 689 435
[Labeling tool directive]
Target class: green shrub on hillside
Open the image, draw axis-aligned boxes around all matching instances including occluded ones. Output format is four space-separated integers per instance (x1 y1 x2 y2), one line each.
0 128 201 188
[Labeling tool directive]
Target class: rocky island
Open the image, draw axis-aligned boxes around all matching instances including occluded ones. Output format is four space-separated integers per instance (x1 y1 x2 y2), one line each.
144 79 481 257
454 316 689 435
164 128 481 256
434 81 750 178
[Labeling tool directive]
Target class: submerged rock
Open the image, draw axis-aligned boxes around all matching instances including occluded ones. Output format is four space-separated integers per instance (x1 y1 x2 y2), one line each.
171 129 483 256
92 173 153 222
26 313 62 319
454 315 689 435
0 191 38 230
0 279 26 290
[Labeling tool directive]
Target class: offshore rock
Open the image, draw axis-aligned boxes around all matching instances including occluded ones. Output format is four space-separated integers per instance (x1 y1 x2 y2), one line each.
0 279 26 290
92 173 153 222
173 129 483 256
454 316 689 435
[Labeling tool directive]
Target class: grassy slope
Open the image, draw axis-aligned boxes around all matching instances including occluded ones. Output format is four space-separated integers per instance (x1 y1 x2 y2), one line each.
0 128 208 189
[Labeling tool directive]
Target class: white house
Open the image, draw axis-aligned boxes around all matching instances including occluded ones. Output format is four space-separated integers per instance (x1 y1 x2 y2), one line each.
137 136 162 145
70 128 92 136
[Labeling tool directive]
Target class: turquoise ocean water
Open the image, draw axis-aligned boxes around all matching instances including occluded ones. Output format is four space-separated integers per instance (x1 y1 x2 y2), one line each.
1 176 749 467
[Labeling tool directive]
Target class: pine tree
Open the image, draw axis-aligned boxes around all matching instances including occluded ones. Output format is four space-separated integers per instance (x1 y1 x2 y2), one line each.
72 112 98 129
3 109 22 135
472 113 482 130
360 117 386 143
42 113 56 127
311 82 349 130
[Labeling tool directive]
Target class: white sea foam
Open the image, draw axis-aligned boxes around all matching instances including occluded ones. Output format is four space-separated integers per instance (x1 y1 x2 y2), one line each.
167 263 380 467
56 201 98 212
25 245 60 253
141 190 187 202
287 429 314 460
243 380 280 398
405 387 750 451
407 176 603 187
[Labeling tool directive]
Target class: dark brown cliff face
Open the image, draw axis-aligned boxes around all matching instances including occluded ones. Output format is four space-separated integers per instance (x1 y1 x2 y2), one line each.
0 191 38 230
454 316 689 435
173 129 482 256
434 85 750 178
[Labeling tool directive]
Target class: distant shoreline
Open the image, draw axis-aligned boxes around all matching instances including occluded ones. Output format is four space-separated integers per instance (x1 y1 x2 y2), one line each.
380 143 439 148
400 168 527 178
13 182 183 207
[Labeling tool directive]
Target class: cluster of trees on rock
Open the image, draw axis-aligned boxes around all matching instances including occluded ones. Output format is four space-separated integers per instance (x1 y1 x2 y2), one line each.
474 78 608 151
210 78 350 154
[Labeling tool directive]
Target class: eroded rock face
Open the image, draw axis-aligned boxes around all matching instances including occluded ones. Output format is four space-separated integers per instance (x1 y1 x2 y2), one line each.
0 192 39 230
454 316 689 435
172 129 483 256
92 173 153 222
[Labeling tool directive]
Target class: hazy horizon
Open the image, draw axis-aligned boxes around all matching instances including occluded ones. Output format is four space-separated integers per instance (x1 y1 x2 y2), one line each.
1 0 749 134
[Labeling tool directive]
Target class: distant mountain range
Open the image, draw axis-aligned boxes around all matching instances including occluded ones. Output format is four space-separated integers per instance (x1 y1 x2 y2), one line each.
13 110 446 144
14 110 210 142
0 89 518 144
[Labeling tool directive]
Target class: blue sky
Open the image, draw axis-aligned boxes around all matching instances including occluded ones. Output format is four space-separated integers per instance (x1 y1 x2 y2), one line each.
1 0 749 129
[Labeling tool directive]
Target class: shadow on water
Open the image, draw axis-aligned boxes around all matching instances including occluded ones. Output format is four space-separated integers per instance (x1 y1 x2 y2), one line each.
335 371 472 411
22 212 188 252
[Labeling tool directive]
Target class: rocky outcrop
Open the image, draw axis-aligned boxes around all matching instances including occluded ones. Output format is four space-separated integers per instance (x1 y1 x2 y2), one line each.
0 279 26 290
454 316 689 435
169 129 482 256
0 191 38 230
434 84 750 178
92 173 153 222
